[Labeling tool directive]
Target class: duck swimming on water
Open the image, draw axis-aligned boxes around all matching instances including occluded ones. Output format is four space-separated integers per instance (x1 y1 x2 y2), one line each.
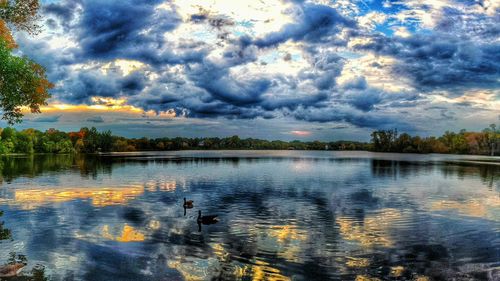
183 198 194 208
197 210 218 225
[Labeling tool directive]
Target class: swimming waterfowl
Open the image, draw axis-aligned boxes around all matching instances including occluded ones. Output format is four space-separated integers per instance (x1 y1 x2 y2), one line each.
0 263 26 278
197 210 218 224
183 198 194 208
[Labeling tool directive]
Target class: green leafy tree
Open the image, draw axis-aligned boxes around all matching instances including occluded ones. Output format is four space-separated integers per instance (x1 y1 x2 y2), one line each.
0 0 41 34
370 129 398 152
98 130 114 152
0 0 51 124
14 132 33 153
56 140 73 154
1 126 14 139
483 124 499 156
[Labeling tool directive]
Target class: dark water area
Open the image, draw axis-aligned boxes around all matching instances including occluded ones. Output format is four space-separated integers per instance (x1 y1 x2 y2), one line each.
0 151 498 281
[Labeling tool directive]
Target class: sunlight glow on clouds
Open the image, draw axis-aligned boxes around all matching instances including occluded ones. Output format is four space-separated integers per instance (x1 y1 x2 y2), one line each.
102 59 146 76
10 0 499 140
290 130 312 137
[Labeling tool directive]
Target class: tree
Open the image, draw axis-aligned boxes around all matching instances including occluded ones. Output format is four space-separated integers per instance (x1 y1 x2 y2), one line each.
483 124 499 156
0 39 51 124
0 18 16 48
113 139 129 152
370 129 398 152
0 0 51 124
14 132 33 153
74 138 84 153
0 0 41 35
98 130 114 152
395 133 412 152
56 139 73 154
1 126 14 139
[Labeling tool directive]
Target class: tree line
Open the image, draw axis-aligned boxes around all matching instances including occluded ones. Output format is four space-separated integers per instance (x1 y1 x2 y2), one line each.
0 124 497 155
370 124 499 156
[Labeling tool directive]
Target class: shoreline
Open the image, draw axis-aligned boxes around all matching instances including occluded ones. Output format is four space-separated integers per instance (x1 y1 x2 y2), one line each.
1 149 498 158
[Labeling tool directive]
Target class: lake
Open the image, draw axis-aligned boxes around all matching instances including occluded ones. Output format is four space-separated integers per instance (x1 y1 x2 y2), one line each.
0 151 498 281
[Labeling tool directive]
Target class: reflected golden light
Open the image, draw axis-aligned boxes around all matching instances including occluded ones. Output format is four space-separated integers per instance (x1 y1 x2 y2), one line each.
167 258 218 281
430 198 500 221
201 243 291 281
390 266 405 277
337 209 403 247
246 260 291 281
102 224 145 242
268 225 307 242
355 275 381 281
13 186 145 209
346 257 370 268
148 220 161 230
267 225 307 262
145 180 177 192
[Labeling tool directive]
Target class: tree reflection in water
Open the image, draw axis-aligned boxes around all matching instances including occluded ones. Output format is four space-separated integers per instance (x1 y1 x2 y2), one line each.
0 211 12 241
0 153 497 280
0 212 49 281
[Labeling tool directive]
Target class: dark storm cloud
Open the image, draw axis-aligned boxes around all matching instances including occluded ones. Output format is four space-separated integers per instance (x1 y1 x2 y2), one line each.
346 90 422 112
195 75 271 106
293 107 414 131
435 7 500 40
344 89 383 112
60 70 149 104
77 0 179 62
34 1 361 125
353 33 500 93
254 4 356 48
15 36 75 82
183 47 272 107
86 116 105 123
338 77 422 112
42 1 80 29
41 0 207 68
308 52 344 90
31 115 62 123
261 92 329 111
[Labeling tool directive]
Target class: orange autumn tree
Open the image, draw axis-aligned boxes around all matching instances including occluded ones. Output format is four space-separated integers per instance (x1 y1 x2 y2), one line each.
0 0 52 125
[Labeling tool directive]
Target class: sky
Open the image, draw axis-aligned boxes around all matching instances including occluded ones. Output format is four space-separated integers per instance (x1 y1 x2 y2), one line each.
7 0 500 140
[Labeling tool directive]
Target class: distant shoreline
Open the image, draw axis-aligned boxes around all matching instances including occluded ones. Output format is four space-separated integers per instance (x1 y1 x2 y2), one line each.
2 149 499 158
0 125 498 156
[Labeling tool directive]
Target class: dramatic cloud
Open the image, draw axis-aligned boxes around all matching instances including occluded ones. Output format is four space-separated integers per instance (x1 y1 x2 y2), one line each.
253 4 356 48
86 116 104 123
10 0 500 139
352 34 500 93
31 115 62 123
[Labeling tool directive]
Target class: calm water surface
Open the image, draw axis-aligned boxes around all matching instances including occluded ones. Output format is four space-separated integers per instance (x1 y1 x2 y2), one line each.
0 151 498 280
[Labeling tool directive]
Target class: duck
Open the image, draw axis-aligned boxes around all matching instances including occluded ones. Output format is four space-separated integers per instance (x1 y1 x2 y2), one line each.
183 198 194 208
0 263 26 278
197 210 218 225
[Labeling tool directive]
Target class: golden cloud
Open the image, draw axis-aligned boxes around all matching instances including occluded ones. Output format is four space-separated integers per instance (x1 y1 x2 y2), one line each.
13 186 145 209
